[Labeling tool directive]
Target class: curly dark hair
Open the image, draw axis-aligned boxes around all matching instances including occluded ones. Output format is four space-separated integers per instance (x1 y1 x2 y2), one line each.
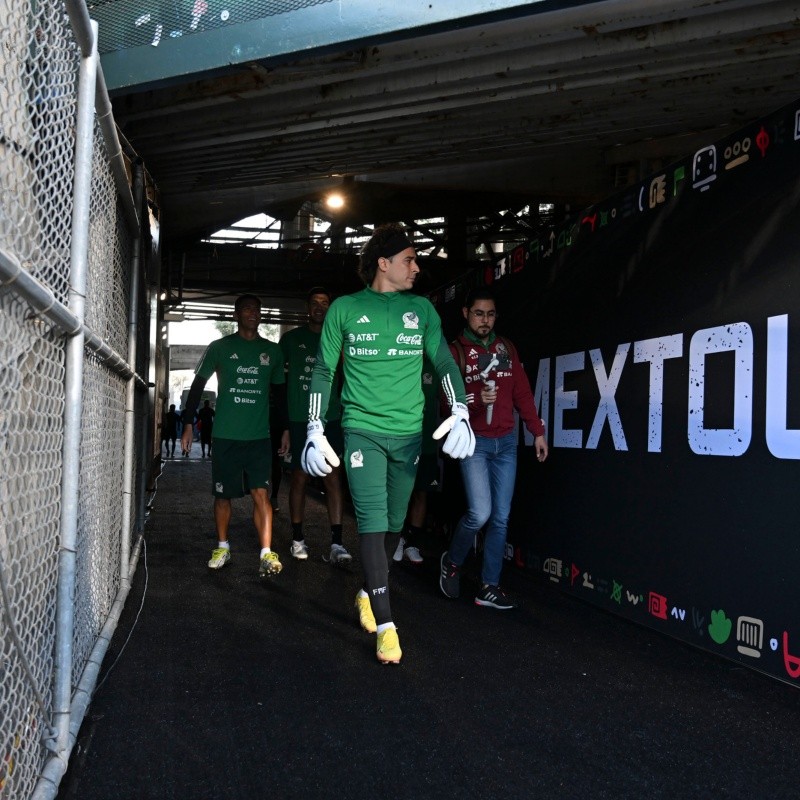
357 222 412 286
464 286 496 310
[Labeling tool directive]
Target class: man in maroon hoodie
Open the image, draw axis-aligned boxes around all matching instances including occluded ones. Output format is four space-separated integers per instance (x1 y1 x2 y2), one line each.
439 287 548 609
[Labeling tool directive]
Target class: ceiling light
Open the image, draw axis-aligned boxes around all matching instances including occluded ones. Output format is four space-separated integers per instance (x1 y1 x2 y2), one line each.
326 193 345 210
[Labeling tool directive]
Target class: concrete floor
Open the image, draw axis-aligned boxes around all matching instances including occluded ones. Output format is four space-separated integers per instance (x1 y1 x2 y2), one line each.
57 454 800 800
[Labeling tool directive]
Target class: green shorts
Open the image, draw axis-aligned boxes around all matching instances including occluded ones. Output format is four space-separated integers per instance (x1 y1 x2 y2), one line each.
344 429 421 534
287 420 343 470
211 438 272 498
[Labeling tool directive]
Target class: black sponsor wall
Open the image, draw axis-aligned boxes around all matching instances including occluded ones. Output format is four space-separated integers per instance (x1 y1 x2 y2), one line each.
434 100 800 685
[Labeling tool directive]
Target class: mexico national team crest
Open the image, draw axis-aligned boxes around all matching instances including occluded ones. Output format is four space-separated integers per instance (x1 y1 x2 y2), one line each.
402 311 419 329
495 340 509 363
259 353 271 365
350 449 364 468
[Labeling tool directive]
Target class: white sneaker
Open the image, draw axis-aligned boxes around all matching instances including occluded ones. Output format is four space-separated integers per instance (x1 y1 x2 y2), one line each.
403 546 423 564
291 540 309 560
392 536 405 562
329 543 352 564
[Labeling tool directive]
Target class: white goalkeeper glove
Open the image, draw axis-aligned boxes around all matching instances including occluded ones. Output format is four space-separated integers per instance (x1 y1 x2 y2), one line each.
432 401 475 459
301 420 340 476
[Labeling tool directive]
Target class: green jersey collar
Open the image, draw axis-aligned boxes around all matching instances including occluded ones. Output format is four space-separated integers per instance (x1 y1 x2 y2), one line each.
462 327 496 348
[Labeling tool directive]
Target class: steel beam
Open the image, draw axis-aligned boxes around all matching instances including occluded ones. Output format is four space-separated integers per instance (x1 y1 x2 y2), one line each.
97 0 572 91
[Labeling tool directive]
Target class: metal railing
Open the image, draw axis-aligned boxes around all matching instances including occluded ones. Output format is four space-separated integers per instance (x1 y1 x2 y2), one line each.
0 3 154 798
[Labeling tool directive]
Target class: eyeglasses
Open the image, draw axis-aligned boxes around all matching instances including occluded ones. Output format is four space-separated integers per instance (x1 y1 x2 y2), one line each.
469 309 496 319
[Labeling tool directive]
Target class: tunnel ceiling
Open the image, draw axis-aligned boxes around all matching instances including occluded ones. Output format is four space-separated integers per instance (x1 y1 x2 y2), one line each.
103 0 800 305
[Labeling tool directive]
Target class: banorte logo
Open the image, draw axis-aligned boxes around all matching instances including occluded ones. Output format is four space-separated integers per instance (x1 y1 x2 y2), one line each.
396 334 422 345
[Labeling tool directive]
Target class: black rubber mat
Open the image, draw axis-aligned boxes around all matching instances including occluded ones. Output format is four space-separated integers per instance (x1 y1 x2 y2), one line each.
57 455 800 799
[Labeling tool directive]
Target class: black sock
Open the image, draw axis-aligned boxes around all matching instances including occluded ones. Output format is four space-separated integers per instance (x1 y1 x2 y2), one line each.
405 524 423 548
292 522 303 542
330 524 343 546
360 533 392 625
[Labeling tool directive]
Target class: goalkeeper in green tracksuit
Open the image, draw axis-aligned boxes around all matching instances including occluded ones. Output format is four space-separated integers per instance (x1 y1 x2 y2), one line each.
302 222 475 664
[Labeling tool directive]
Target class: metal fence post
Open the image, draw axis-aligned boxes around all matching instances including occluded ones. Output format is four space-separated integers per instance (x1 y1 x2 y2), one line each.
120 164 145 580
52 16 98 758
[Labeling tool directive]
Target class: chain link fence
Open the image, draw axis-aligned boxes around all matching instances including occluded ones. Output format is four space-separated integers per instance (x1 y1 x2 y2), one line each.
0 2 154 798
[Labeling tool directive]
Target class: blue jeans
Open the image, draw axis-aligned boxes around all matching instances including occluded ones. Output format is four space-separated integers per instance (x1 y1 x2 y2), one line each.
448 432 518 586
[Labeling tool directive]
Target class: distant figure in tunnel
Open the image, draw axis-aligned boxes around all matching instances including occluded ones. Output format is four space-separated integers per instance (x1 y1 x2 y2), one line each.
180 406 196 457
161 403 180 458
280 286 351 564
302 222 474 664
439 287 548 610
197 399 215 457
180 294 289 578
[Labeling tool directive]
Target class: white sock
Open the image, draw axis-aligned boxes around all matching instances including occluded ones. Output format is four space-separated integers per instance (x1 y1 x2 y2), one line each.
376 622 396 634
218 541 229 550
260 547 271 558
357 588 369 599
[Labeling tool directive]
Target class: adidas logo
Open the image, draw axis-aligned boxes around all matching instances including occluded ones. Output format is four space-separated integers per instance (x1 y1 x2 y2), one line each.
229 353 239 359
299 343 306 349
357 315 370 323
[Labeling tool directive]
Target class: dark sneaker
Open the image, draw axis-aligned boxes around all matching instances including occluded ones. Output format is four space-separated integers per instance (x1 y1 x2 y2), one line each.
475 584 517 610
439 552 460 599
329 543 352 564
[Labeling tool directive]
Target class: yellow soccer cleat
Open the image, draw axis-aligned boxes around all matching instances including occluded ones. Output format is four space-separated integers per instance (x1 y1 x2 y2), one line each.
376 627 402 664
208 547 230 569
355 592 376 633
259 551 283 577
